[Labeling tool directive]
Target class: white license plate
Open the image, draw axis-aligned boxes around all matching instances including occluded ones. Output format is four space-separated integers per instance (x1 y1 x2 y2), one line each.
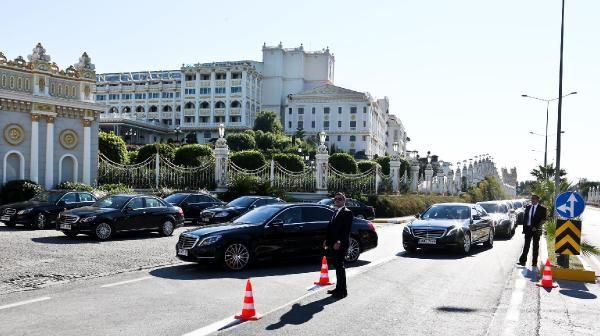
177 249 188 256
1 216 10 221
60 224 71 230
418 238 437 245
202 217 210 222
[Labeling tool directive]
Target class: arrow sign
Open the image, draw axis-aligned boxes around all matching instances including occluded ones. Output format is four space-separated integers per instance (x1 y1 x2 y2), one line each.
555 191 585 219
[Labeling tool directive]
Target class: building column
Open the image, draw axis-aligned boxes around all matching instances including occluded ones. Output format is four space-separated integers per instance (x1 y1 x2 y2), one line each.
82 119 92 185
44 115 56 189
30 114 40 183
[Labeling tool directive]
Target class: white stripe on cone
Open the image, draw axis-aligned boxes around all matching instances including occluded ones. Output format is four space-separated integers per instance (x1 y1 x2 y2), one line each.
243 303 255 310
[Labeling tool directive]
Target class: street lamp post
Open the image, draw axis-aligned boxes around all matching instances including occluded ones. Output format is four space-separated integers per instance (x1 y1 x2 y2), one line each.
125 128 136 146
174 125 182 144
521 91 576 167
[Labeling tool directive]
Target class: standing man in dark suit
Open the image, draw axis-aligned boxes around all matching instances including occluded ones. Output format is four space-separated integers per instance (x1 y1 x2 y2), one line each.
518 194 547 266
323 192 353 299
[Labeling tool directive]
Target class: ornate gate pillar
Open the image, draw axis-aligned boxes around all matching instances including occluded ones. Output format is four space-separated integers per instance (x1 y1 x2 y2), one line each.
410 162 419 192
390 154 401 193
315 143 329 195
214 125 229 192
424 163 434 194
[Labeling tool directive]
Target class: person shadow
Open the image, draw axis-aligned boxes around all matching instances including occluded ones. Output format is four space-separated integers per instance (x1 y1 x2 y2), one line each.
266 296 336 330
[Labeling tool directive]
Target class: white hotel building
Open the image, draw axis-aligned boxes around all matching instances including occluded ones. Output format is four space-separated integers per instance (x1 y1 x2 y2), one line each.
94 43 407 157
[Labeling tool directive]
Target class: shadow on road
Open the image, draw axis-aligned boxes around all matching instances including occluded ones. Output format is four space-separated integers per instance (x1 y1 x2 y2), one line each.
0 225 24 232
396 245 489 260
266 296 337 330
436 306 479 313
150 258 370 280
557 280 598 300
31 231 177 244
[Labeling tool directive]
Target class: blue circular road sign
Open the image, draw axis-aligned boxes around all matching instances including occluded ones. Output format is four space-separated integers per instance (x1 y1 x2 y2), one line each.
554 191 585 219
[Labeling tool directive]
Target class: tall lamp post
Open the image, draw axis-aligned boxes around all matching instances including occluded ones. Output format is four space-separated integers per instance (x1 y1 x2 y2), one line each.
174 125 182 144
125 128 136 146
556 0 568 268
521 91 576 166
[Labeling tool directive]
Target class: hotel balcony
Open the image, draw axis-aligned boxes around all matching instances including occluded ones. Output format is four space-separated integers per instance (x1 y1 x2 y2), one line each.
215 80 226 86
161 112 173 119
214 108 225 116
183 109 195 116
185 82 195 88
230 108 241 115
200 80 210 87
231 79 242 86
199 108 211 116
135 84 147 90
148 112 159 119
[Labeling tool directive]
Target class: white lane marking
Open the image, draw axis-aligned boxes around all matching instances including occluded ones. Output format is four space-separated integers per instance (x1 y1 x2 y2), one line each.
100 276 152 288
0 297 51 311
182 316 241 336
500 267 532 336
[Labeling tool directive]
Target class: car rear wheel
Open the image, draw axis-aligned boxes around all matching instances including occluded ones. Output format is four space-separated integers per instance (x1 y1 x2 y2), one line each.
94 223 113 241
484 229 494 248
345 237 361 262
223 242 251 271
160 219 175 236
32 213 46 230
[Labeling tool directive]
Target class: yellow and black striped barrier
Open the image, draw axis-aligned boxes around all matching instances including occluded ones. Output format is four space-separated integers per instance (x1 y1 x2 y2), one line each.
555 219 581 255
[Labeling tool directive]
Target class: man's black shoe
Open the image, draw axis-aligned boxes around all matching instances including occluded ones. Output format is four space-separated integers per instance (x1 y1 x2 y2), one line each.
516 261 526 266
327 289 338 295
332 292 347 299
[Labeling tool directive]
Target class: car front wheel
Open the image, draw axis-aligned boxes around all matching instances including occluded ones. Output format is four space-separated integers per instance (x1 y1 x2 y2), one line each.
160 219 175 236
484 229 494 248
32 213 46 230
458 232 471 255
94 223 113 241
223 242 251 271
345 237 361 262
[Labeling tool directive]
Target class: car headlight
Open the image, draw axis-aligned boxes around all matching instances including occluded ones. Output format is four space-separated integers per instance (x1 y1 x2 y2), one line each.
446 225 459 235
17 208 33 215
198 235 222 246
79 216 96 223
214 212 229 218
403 226 412 234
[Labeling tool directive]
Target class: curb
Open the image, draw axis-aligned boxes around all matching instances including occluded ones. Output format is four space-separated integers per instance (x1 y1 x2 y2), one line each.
540 233 597 283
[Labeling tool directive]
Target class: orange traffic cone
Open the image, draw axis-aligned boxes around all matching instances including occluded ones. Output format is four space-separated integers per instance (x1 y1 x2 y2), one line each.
234 279 261 321
536 259 558 289
314 256 334 286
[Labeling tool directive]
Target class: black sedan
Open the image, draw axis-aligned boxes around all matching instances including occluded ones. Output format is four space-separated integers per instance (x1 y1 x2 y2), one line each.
198 196 284 224
0 190 97 229
164 192 224 224
402 203 494 255
56 194 185 240
317 198 376 219
477 201 516 238
176 203 378 270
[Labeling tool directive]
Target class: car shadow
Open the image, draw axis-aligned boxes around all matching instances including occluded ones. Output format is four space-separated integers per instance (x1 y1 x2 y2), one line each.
0 224 25 232
150 257 371 280
266 296 337 330
557 280 598 299
396 245 489 260
31 231 176 244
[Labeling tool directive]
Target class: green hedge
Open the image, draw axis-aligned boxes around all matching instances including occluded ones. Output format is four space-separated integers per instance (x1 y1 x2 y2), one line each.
329 153 358 174
273 153 305 172
0 180 43 205
99 131 128 164
357 160 380 173
368 194 466 217
173 144 214 167
56 182 94 192
136 143 176 163
230 150 266 170
227 132 256 151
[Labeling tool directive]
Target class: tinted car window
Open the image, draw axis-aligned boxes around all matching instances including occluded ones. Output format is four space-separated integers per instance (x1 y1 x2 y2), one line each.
145 198 164 208
93 196 130 209
422 205 470 220
164 193 188 204
499 204 508 213
476 205 487 216
129 198 144 209
61 193 77 203
31 192 63 203
227 197 255 208
346 199 358 207
318 199 334 206
233 206 282 225
79 193 95 202
303 207 334 222
197 195 216 203
479 203 498 213
275 207 302 224
265 198 281 205
253 199 267 207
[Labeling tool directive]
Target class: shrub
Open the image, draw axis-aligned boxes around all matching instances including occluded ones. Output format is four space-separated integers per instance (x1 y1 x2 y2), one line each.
173 144 213 167
127 150 138 164
357 160 380 173
253 110 283 133
227 132 256 151
56 182 94 192
368 194 466 218
222 175 285 202
272 153 305 172
329 153 358 174
230 150 266 170
99 131 128 164
374 156 391 175
136 143 176 163
153 187 175 198
0 180 43 205
96 183 134 196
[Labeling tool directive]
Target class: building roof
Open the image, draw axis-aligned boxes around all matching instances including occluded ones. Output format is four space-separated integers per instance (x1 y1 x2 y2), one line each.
295 84 365 97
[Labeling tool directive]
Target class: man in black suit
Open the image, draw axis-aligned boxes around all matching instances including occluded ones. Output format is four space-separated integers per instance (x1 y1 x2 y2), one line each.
323 192 353 299
518 194 547 266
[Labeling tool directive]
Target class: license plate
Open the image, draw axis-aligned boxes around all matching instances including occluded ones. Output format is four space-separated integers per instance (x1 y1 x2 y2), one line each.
177 249 188 256
1 216 10 221
60 224 71 230
418 238 437 245
202 217 210 222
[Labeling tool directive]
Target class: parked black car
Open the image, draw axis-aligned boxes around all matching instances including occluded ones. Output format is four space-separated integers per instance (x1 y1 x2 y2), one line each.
164 192 224 224
402 203 494 254
0 190 97 229
198 196 284 224
317 198 376 219
176 203 378 270
56 194 185 240
477 201 516 238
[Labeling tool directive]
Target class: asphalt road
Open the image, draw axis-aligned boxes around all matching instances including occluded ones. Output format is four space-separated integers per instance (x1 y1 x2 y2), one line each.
0 221 560 336
581 206 600 273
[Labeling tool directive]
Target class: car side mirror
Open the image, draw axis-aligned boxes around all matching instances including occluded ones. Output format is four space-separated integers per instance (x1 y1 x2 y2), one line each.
414 213 420 219
269 219 283 228
250 205 257 209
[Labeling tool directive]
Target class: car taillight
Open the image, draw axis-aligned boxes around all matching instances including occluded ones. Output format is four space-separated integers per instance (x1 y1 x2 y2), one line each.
367 221 376 232
176 206 184 216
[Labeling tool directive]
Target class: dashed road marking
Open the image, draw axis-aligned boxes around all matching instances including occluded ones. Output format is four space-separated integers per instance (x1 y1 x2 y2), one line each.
100 276 152 288
0 297 51 311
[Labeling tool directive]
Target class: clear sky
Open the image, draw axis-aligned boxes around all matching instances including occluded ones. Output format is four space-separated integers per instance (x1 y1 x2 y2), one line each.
2 0 598 182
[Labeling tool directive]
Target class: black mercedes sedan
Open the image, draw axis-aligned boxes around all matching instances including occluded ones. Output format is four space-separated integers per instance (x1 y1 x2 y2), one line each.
176 203 378 270
198 196 284 224
477 201 516 238
0 190 97 229
317 197 376 219
402 203 494 255
163 192 224 224
56 194 185 240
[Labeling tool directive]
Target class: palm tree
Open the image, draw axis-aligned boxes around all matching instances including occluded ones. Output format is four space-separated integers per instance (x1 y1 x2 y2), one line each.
530 164 567 181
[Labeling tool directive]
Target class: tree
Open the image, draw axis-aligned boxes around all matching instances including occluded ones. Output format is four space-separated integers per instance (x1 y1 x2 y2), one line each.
230 150 267 170
357 160 380 173
227 132 256 151
174 144 213 166
136 143 176 163
253 110 283 133
530 164 567 181
329 153 358 174
273 153 305 172
99 131 128 164
374 156 391 175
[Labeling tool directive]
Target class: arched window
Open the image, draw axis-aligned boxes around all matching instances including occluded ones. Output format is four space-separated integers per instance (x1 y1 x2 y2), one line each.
136 106 145 113
108 107 118 113
215 101 225 108
122 106 131 113
149 105 158 112
200 101 210 109
185 102 195 109
59 154 78 184
162 105 173 112
3 150 25 184
231 101 241 108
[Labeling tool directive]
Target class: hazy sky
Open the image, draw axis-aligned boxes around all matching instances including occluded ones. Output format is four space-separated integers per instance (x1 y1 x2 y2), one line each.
2 0 598 182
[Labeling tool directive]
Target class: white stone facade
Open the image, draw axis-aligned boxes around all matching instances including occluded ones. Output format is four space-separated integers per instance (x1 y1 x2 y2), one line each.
386 114 408 156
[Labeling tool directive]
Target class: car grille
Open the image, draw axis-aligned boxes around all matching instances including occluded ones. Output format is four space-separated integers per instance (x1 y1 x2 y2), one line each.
4 208 16 215
178 235 198 249
60 215 79 224
412 229 446 239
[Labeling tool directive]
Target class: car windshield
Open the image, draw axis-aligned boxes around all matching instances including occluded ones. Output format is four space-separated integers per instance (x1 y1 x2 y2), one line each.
514 201 522 208
318 199 334 205
227 196 256 208
479 203 500 213
233 206 282 225
421 205 470 220
92 196 131 209
31 192 63 203
164 194 187 204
